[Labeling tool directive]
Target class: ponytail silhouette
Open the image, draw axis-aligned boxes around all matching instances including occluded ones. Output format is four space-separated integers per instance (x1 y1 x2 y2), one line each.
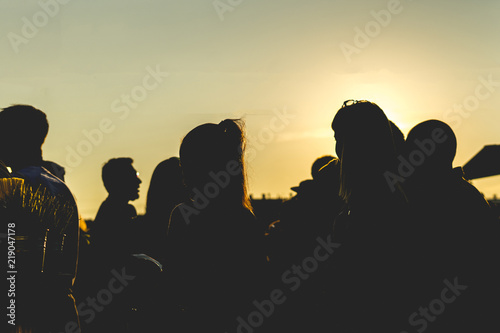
180 118 252 212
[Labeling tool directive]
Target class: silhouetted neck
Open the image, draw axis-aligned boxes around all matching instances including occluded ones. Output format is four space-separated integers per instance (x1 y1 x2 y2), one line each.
409 166 455 185
11 155 43 172
348 176 408 213
106 193 131 205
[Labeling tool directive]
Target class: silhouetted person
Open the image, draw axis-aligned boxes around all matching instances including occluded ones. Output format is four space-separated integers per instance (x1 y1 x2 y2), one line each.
86 157 142 332
402 119 499 332
267 155 341 268
329 100 414 332
142 157 187 261
165 119 266 333
0 104 80 333
313 155 345 226
91 157 142 262
266 155 343 332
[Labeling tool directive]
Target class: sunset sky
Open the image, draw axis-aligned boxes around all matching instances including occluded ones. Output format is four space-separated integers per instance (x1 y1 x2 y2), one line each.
1 0 499 219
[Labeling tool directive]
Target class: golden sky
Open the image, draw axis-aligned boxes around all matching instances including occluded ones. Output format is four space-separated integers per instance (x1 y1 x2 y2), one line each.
1 0 499 218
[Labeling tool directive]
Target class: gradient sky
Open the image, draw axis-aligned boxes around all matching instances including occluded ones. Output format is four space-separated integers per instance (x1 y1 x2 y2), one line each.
1 0 499 219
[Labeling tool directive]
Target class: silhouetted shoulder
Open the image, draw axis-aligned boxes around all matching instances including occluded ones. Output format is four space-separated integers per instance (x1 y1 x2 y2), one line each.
15 166 74 202
457 175 490 207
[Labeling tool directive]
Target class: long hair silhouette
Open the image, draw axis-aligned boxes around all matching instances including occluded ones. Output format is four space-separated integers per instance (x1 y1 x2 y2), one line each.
146 157 186 219
180 119 252 212
332 100 399 202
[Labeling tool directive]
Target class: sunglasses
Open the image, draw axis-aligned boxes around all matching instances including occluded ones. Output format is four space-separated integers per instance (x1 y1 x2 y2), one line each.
342 99 370 108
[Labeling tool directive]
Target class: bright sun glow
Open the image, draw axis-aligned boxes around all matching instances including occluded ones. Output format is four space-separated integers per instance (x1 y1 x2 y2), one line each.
2 1 499 218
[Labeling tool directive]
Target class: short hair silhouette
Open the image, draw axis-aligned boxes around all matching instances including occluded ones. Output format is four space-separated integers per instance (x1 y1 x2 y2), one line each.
102 157 135 194
0 105 48 167
0 104 48 145
311 155 335 180
180 119 251 211
405 119 456 176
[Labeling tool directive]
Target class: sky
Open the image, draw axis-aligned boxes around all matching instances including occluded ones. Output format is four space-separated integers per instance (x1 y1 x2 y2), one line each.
1 0 499 219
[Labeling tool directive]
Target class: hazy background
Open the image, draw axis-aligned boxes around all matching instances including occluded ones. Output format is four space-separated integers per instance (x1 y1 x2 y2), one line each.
1 0 499 219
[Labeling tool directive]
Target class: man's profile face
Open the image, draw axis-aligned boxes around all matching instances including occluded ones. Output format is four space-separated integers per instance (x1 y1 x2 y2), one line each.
122 164 142 201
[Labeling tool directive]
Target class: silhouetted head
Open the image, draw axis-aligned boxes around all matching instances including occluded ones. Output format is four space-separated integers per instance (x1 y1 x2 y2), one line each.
311 155 335 180
0 105 48 170
405 120 456 178
332 100 397 202
146 157 186 217
180 119 252 211
102 157 142 201
290 179 316 198
316 157 341 195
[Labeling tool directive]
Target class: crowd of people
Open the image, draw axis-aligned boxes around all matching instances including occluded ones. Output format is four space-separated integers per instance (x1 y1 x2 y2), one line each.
1 101 499 333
